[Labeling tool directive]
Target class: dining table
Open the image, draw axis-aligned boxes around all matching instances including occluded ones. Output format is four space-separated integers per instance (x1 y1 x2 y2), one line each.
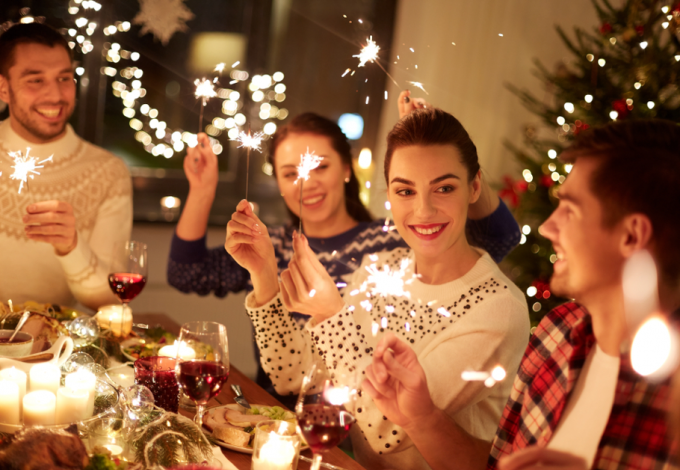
135 313 366 470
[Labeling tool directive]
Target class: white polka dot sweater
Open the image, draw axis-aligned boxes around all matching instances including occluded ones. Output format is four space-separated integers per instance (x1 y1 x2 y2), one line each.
246 248 530 470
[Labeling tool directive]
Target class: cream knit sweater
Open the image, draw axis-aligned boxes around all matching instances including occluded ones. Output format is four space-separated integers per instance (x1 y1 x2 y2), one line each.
0 120 132 310
246 247 530 470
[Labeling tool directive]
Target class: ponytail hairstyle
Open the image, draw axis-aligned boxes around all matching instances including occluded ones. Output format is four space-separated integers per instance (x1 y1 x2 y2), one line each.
268 112 373 226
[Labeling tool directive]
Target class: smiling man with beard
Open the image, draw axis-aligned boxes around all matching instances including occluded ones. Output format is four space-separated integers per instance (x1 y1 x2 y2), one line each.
0 23 131 310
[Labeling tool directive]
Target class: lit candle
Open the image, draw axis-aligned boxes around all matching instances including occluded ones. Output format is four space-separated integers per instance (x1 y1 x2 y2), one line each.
252 432 297 470
96 305 133 337
159 341 196 361
30 363 61 395
55 386 89 424
65 370 96 417
0 367 27 414
102 444 124 456
23 390 56 426
0 380 20 426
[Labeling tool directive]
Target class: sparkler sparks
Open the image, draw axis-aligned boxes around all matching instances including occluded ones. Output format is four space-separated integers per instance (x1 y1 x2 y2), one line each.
8 148 53 194
214 63 226 73
354 36 380 67
233 130 264 199
407 81 429 95
194 78 217 103
295 149 324 233
361 257 415 299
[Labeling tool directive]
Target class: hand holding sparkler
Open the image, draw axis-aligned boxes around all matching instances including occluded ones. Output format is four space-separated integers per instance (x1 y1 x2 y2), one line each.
184 133 219 190
225 200 278 306
23 200 78 255
363 332 436 429
397 90 431 119
279 232 344 319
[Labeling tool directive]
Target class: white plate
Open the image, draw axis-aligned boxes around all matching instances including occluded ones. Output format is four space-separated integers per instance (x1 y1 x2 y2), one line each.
204 404 307 454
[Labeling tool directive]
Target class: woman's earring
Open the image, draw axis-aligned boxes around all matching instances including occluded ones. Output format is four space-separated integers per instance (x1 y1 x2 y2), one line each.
344 177 350 183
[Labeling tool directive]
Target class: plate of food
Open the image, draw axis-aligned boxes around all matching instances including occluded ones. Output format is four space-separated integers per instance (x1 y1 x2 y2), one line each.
203 403 308 454
120 326 176 361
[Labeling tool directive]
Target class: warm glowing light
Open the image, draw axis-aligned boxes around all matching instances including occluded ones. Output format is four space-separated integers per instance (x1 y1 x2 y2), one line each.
194 78 217 104
324 386 350 405
631 317 678 378
361 258 414 299
295 149 323 183
9 148 53 194
358 148 372 169
407 81 429 95
234 130 264 153
354 36 380 67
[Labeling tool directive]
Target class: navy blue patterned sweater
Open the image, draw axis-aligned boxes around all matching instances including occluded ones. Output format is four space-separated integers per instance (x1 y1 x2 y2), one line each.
167 200 521 297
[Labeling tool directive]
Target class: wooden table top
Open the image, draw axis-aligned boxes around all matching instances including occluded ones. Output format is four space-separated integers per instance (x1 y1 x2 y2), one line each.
135 314 366 470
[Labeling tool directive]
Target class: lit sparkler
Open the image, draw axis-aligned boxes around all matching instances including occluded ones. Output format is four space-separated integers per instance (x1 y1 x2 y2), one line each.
194 77 217 133
8 148 53 194
233 130 265 199
353 36 400 87
361 257 414 299
214 62 226 73
295 149 324 233
461 365 506 388
407 81 429 95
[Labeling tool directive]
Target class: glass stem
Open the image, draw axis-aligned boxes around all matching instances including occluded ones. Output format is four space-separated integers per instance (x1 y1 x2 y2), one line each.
311 453 323 470
122 302 129 337
194 404 206 428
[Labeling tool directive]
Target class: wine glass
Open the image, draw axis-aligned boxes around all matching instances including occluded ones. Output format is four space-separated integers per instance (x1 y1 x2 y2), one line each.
174 321 230 428
296 361 358 470
108 241 147 334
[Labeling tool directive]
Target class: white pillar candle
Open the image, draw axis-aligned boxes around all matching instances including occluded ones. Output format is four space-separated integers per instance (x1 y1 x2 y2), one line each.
55 386 89 424
65 370 97 418
252 433 297 470
95 305 133 337
30 363 61 395
159 341 196 361
0 367 27 415
102 444 124 456
23 390 56 426
0 380 20 425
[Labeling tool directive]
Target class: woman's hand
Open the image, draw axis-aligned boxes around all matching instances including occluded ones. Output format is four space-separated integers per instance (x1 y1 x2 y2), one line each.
363 333 436 430
184 133 219 197
498 448 587 470
279 233 344 320
225 200 278 305
398 90 431 119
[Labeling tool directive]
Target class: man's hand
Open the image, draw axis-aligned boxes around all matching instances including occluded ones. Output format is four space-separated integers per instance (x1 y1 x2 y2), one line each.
278 233 345 321
498 447 587 470
23 200 77 256
363 332 437 430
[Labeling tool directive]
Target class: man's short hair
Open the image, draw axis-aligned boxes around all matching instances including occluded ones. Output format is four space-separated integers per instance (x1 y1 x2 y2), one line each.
0 23 72 77
561 119 680 286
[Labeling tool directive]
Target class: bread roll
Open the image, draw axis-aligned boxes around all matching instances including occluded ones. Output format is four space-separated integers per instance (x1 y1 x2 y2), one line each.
213 425 251 447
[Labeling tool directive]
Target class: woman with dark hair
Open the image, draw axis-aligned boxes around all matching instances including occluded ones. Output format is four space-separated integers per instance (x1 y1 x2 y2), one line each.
234 107 530 470
167 96 520 392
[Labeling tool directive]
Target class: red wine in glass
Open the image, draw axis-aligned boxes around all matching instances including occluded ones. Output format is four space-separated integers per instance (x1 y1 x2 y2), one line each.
108 273 147 302
177 360 230 405
297 404 355 453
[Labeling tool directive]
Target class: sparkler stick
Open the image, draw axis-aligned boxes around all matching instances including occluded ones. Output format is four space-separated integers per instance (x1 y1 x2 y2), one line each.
295 149 323 233
354 36 400 88
234 130 265 199
8 148 53 194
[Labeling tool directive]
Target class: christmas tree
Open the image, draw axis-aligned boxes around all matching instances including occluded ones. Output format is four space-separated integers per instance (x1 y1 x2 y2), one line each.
500 0 680 324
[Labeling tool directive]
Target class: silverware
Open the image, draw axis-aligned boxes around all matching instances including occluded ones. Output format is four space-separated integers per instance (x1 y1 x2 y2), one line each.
8 310 30 342
299 455 346 470
231 384 251 409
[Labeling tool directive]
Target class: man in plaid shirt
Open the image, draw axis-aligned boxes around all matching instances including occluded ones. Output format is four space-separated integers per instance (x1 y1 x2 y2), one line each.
362 119 680 470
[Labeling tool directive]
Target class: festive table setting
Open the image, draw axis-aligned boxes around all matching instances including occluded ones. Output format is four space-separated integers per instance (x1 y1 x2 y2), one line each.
0 241 365 470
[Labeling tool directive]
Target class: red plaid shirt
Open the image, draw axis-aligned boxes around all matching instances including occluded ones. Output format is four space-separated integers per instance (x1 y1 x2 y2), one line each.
488 302 678 469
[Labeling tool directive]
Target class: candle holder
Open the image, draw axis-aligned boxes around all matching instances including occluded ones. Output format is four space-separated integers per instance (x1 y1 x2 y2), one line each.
134 356 179 413
87 417 130 461
251 420 301 470
95 305 133 338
